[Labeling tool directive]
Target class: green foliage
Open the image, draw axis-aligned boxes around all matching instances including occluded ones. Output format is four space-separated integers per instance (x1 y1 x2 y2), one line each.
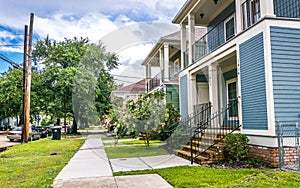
112 90 180 145
30 37 119 128
0 69 23 121
160 103 180 140
40 118 55 126
224 133 249 162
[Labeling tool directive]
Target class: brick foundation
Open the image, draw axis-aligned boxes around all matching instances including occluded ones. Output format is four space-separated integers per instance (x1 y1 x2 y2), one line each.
249 145 279 167
248 145 299 168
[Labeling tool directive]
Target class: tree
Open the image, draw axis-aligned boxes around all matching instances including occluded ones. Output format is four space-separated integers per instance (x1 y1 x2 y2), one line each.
33 37 119 131
0 68 23 124
122 90 179 147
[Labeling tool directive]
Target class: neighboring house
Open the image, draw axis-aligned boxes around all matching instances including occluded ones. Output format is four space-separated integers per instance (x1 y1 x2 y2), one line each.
111 79 146 109
171 0 300 167
142 30 205 110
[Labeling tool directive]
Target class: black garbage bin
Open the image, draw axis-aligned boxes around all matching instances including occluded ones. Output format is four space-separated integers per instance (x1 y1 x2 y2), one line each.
51 126 61 140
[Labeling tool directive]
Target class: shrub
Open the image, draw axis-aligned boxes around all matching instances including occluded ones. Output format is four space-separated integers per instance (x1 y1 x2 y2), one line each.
224 133 249 162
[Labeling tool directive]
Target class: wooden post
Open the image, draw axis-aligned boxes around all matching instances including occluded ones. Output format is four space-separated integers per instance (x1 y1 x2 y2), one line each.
21 25 28 143
24 13 34 142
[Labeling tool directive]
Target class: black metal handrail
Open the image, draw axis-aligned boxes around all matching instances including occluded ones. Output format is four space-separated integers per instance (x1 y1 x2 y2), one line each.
148 73 160 91
163 102 212 153
190 99 240 164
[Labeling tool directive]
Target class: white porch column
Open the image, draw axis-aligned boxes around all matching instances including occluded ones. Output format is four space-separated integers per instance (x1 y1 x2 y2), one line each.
261 0 275 17
159 48 164 83
188 13 195 66
209 64 219 113
146 64 149 92
164 43 169 81
235 0 242 34
146 64 151 92
180 23 187 70
189 74 197 114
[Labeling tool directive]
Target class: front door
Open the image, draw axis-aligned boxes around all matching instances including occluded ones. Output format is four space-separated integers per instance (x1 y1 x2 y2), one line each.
226 79 238 120
197 83 209 104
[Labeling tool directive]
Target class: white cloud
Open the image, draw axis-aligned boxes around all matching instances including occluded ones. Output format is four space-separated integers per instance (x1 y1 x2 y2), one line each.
0 30 24 53
34 12 118 42
0 0 186 74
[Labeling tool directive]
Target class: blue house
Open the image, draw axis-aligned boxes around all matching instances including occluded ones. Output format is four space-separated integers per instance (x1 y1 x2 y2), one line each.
171 0 300 167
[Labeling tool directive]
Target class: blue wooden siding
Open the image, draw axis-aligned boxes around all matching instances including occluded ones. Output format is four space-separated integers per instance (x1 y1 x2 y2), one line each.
273 0 300 18
240 33 268 130
166 84 180 110
271 26 300 122
180 75 188 119
208 2 235 51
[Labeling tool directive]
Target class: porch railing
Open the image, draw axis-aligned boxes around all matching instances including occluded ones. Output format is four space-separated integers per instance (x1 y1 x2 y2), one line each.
163 102 212 153
190 99 240 164
148 73 160 92
183 10 235 69
169 66 180 81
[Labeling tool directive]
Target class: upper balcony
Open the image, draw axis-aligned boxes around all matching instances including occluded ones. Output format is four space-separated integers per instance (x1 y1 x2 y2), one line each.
142 31 181 93
173 0 279 69
147 64 180 92
183 7 235 67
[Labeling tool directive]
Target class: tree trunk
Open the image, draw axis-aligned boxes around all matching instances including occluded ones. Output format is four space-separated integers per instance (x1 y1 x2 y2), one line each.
72 117 78 134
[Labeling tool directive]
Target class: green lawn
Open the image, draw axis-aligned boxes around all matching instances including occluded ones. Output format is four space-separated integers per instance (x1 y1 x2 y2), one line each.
103 139 162 146
105 145 168 159
114 166 300 188
0 138 84 188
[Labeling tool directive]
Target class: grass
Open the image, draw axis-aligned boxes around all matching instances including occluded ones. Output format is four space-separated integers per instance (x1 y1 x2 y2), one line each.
114 166 300 188
0 138 84 188
102 137 116 141
105 145 168 159
103 139 162 146
102 136 136 141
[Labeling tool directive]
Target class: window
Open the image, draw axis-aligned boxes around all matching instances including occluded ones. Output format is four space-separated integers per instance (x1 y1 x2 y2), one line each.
174 59 180 73
224 15 235 41
252 0 260 23
226 79 238 118
242 0 261 30
169 59 180 80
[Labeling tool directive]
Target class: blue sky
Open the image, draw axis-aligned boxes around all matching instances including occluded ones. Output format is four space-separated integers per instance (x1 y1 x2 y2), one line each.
0 0 186 82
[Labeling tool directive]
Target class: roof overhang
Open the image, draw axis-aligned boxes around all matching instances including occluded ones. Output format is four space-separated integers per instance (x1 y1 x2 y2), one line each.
141 33 181 66
172 0 234 26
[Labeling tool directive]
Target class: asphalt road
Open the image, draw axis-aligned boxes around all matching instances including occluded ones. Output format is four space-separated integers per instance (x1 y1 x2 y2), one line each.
0 133 20 149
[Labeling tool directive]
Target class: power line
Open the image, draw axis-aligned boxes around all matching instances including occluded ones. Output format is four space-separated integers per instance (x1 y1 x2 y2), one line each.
0 54 21 69
0 44 24 47
112 74 146 79
0 33 23 36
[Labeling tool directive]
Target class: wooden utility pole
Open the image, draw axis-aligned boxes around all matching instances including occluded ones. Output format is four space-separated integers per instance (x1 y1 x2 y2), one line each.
21 25 28 143
23 13 34 142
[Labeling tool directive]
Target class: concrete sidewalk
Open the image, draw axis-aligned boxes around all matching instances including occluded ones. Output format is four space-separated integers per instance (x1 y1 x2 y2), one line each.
54 134 112 180
110 154 194 172
52 135 196 188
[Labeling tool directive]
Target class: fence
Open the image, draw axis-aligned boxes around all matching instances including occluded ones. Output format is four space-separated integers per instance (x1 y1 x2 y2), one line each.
277 121 300 171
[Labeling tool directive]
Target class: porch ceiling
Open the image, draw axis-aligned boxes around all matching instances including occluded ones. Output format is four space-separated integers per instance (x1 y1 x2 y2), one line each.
173 0 234 26
218 53 236 70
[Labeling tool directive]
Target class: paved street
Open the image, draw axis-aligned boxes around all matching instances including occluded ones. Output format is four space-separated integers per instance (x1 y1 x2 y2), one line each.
0 133 20 149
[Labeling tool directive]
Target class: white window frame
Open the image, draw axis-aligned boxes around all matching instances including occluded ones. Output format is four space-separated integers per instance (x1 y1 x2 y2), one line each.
226 78 238 120
241 0 261 30
224 14 236 42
